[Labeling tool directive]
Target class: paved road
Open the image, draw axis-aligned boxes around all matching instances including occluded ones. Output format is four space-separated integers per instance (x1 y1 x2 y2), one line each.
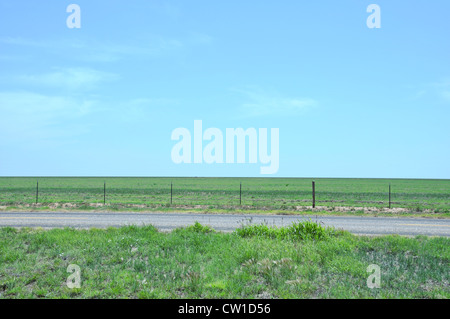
0 211 449 237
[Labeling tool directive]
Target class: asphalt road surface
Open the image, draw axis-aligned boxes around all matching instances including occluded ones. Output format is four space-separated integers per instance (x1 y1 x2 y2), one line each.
0 211 449 237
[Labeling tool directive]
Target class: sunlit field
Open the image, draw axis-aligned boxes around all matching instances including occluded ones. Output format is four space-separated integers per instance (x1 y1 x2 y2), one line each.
0 177 449 216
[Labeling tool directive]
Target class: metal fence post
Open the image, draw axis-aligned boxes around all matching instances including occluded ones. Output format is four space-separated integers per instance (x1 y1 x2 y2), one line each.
389 184 391 209
171 182 173 204
104 182 106 205
240 182 242 206
312 181 316 208
36 180 39 204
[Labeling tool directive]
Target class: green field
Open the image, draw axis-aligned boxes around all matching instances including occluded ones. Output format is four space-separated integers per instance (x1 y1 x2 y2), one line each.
0 177 449 216
0 223 448 299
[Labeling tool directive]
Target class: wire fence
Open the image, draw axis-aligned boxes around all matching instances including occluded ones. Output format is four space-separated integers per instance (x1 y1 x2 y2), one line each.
0 178 449 212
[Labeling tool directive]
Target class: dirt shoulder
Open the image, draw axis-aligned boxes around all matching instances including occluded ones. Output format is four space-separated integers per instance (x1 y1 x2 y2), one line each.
0 202 449 219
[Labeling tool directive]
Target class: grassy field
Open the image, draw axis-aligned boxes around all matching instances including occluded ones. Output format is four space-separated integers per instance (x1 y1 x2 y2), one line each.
0 222 448 299
0 177 449 216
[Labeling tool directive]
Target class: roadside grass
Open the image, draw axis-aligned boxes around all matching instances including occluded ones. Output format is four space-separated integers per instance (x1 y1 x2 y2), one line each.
2 204 449 219
0 222 448 299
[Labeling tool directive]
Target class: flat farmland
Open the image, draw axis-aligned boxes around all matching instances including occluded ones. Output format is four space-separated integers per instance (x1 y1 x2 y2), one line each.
0 177 449 216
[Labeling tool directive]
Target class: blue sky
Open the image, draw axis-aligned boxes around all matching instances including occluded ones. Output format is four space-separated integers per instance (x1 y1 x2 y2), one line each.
0 0 449 178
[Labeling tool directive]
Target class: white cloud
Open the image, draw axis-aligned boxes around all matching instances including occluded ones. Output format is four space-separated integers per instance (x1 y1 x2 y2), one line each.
0 67 119 146
112 97 179 123
0 91 95 145
442 91 450 102
433 79 450 102
0 36 47 47
409 79 450 104
430 79 450 88
0 54 30 62
15 67 119 91
187 32 214 45
0 33 211 63
233 87 317 118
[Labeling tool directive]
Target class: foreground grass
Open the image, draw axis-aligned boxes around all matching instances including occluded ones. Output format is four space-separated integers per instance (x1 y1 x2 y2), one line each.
0 223 448 299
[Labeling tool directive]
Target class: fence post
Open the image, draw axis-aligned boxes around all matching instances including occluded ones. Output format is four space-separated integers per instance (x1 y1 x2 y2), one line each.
170 182 173 204
240 182 242 206
104 182 106 205
389 184 391 209
312 181 315 208
36 180 39 204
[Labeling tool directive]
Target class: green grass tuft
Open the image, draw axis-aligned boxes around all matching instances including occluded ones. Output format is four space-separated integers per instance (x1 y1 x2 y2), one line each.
235 219 336 241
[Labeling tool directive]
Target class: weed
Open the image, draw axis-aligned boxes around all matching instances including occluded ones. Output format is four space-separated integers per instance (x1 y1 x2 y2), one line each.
235 219 335 241
179 222 215 234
